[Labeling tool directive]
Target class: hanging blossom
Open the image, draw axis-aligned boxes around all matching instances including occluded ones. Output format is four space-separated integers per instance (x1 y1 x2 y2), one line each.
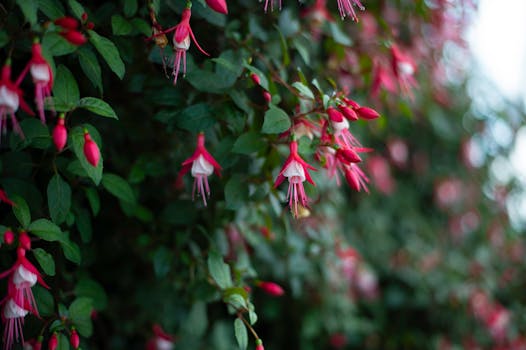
274 140 316 218
1 232 50 349
390 44 418 98
0 62 34 139
17 39 54 124
337 0 365 21
151 3 209 85
263 0 281 13
178 133 222 206
146 324 175 350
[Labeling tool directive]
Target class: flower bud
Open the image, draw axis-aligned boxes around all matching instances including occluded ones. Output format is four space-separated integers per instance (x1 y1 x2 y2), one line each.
338 105 358 121
356 106 380 120
3 229 14 245
263 91 271 103
86 22 95 30
250 73 261 85
327 107 344 122
343 97 360 109
83 131 100 167
70 329 80 349
54 17 79 30
48 333 58 350
53 115 68 152
257 281 284 296
336 148 362 164
205 0 228 14
256 339 265 350
61 30 87 46
19 231 31 250
81 12 88 22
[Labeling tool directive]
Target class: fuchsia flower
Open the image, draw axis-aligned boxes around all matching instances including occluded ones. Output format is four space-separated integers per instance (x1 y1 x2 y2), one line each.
0 189 14 206
17 41 53 123
205 0 228 14
263 0 281 13
2 297 29 349
83 130 100 167
255 339 265 350
0 63 34 139
53 114 67 152
54 17 87 46
390 44 418 98
274 140 316 218
257 281 285 296
70 328 80 349
146 324 175 350
179 133 221 206
337 0 365 21
48 333 58 350
157 4 209 85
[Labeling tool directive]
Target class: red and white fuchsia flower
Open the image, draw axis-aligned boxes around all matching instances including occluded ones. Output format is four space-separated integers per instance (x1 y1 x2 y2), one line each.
146 324 175 350
0 62 34 139
17 40 53 124
179 133 222 206
390 44 418 98
337 0 365 21
274 140 316 218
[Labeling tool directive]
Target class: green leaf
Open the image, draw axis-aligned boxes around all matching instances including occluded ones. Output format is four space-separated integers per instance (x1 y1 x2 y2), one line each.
175 103 216 132
47 174 72 225
183 302 208 337
12 195 31 228
0 31 9 48
75 207 92 243
224 174 249 210
17 0 38 25
84 187 100 216
69 297 93 337
112 15 133 35
102 173 136 204
88 30 125 79
292 82 315 100
17 119 52 150
77 97 118 119
329 22 353 46
70 125 103 185
33 285 55 317
74 278 108 310
28 218 64 241
123 0 138 17
78 48 103 92
261 105 291 134
58 333 70 350
232 132 267 155
53 65 80 112
38 0 65 18
207 251 233 290
60 238 81 264
33 248 56 276
67 0 84 19
234 318 248 350
42 32 77 57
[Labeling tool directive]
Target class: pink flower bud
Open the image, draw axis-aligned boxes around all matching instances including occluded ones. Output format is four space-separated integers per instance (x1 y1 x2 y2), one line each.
70 329 80 349
250 73 261 85
205 0 228 14
61 30 87 46
343 97 360 109
54 17 79 30
3 230 14 245
81 12 88 22
338 105 358 121
327 107 344 122
86 22 95 30
356 106 380 120
258 281 284 296
263 91 271 103
49 333 58 350
336 148 362 164
19 231 31 250
53 116 67 152
256 339 264 350
83 131 100 167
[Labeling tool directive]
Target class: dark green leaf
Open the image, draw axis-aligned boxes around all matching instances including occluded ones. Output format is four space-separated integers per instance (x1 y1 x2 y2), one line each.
175 103 216 132
58 333 70 350
0 31 9 48
47 174 72 225
224 174 249 210
123 0 138 17
84 187 100 216
33 248 56 276
102 173 135 203
261 105 291 134
234 318 248 350
75 207 92 243
78 48 103 92
38 0 65 18
292 82 315 99
232 132 267 155
42 32 77 57
329 22 353 46
17 0 38 25
112 15 133 35
29 219 64 241
183 302 208 337
60 238 81 264
33 286 55 317
88 30 125 79
12 195 31 228
69 297 93 337
74 278 108 310
53 65 80 111
67 0 84 18
77 97 118 119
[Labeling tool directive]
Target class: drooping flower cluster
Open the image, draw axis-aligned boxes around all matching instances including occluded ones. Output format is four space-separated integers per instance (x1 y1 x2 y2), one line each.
0 232 50 349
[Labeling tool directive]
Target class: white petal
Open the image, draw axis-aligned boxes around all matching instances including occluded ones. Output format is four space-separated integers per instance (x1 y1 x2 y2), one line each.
173 35 190 50
156 338 175 350
398 61 415 76
3 299 28 319
283 160 306 182
191 155 214 176
331 117 349 133
0 85 19 113
12 265 38 287
30 63 51 83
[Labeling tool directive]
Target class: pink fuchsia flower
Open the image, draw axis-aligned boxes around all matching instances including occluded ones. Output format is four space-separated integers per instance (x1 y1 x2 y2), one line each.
3 230 14 245
0 247 50 317
0 189 14 206
367 156 395 195
257 281 284 296
2 297 29 350
178 133 221 206
371 60 397 98
83 129 100 167
0 63 34 139
263 0 281 13
52 114 67 152
274 140 316 218
48 333 58 350
344 163 369 192
205 0 228 14
156 4 209 85
390 44 418 98
17 40 53 124
146 324 175 350
337 0 365 21
54 17 87 46
70 328 80 349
